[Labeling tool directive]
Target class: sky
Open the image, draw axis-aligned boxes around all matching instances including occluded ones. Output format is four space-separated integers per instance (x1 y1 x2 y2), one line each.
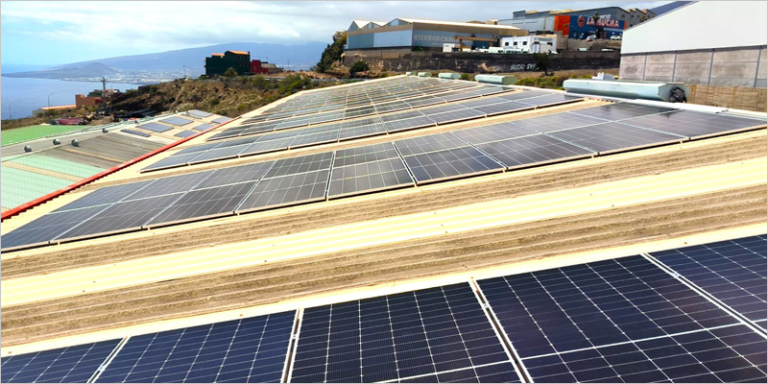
1 1 669 67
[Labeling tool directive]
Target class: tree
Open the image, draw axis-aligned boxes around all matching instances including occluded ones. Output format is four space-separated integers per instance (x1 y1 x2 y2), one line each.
350 61 369 76
533 53 554 76
316 31 347 73
224 67 238 78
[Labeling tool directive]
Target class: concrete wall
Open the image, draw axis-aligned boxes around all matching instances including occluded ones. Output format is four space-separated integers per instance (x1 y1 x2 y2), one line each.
620 46 767 88
343 50 620 73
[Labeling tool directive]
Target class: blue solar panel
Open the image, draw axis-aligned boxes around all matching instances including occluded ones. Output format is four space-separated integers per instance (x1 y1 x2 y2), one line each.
1 339 120 383
290 283 521 383
121 128 151 137
649 235 767 329
213 116 233 124
160 116 195 126
174 131 197 138
187 109 213 118
192 123 215 132
138 122 173 133
96 311 295 383
478 255 767 383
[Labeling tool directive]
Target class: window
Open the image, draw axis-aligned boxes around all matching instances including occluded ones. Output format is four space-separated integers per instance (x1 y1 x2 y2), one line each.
523 41 527 45
505 42 509 46
513 42 518 46
547 42 553 46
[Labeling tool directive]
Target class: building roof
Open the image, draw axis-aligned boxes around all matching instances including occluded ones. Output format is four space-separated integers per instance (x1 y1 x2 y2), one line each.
210 53 224 57
226 50 249 55
1 76 766 382
397 17 523 30
39 104 76 110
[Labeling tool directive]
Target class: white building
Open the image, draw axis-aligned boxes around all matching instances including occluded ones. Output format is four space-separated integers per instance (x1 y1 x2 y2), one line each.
620 1 767 87
500 36 557 54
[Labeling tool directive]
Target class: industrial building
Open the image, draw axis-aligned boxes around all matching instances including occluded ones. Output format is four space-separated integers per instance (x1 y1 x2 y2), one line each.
499 6 655 40
619 1 767 88
346 18 526 51
1 72 766 384
205 50 252 76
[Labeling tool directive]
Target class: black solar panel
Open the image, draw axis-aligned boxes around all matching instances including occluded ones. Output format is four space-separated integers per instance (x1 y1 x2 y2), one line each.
394 132 470 157
196 161 275 189
187 109 213 118
265 152 333 178
289 130 340 149
236 170 329 213
95 311 295 383
146 182 256 226
497 90 553 101
474 102 531 116
569 103 676 121
213 116 233 124
619 110 766 139
403 147 504 184
187 145 249 165
328 158 413 198
53 180 155 212
55 194 184 241
334 143 400 167
141 152 203 172
381 110 425 123
649 235 767 329
427 109 486 125
0 206 110 251
160 116 195 126
453 122 541 145
192 123 215 132
290 283 521 383
513 113 607 134
212 137 261 149
125 171 215 200
174 130 197 138
477 135 595 170
121 128 151 137
384 116 436 133
0 339 120 383
478 255 767 383
137 122 173 133
338 123 387 141
176 142 224 156
406 96 445 108
513 94 584 107
548 123 684 154
239 138 295 156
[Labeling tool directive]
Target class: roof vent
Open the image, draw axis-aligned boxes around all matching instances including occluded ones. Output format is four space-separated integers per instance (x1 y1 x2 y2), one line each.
24 145 32 153
52 139 61 145
71 139 80 147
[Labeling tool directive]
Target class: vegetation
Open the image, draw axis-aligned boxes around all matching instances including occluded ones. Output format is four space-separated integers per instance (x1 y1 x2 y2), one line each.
315 31 347 73
460 73 474 81
516 73 594 90
532 53 555 76
350 61 370 75
224 67 238 78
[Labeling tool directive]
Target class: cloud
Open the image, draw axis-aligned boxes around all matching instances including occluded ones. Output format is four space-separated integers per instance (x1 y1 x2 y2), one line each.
1 1 671 63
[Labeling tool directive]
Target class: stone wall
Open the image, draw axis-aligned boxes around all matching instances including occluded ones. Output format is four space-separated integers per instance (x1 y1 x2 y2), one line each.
688 85 767 112
620 46 767 88
343 50 620 73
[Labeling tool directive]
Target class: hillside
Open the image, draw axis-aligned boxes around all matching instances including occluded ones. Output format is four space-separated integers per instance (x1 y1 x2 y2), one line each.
2 63 117 80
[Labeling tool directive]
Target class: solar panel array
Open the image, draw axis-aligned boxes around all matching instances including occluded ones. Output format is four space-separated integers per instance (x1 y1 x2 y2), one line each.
141 90 586 172
160 116 195 126
120 129 151 138
5 236 766 383
6 102 765 251
137 122 173 133
174 131 197 138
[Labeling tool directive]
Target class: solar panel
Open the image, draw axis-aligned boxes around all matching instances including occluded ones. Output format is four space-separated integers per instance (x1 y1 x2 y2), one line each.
569 103 676 121
406 96 445 109
121 128 151 137
239 138 295 156
141 152 203 172
289 283 521 383
338 123 387 141
649 235 767 329
0 339 121 383
394 132 470 157
375 101 411 113
403 147 504 185
384 116 436 133
397 362 521 383
187 109 213 118
513 94 583 107
207 129 246 141
0 206 110 251
452 122 541 145
478 255 767 383
380 110 425 123
137 122 173 133
53 180 155 212
476 135 595 170
176 142 223 156
127 171 216 200
474 102 531 116
289 130 340 149
54 194 184 241
243 125 280 136
265 152 333 178
619 110 766 140
456 98 507 110
160 116 195 126
422 105 463 115
174 131 197 138
427 109 486 125
213 116 233 124
95 311 295 383
513 113 607 134
196 161 276 189
547 123 685 154
146 182 256 226
497 90 553 101
187 145 249 165
328 158 413 198
334 143 400 168
211 137 261 149
236 170 329 213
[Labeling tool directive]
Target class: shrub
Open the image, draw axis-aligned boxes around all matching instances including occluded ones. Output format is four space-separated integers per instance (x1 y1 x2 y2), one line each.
209 98 220 106
350 61 370 74
460 73 471 81
224 67 238 78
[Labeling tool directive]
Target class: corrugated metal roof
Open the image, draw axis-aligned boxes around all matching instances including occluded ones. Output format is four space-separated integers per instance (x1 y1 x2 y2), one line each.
397 17 523 30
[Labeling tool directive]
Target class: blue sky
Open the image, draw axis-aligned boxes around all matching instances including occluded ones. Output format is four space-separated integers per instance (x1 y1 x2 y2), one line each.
2 1 669 67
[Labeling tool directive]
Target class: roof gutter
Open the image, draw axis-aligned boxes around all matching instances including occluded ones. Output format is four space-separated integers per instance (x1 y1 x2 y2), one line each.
1 117 241 223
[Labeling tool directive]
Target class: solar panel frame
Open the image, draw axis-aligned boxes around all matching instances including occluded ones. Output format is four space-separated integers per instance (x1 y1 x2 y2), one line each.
145 182 257 227
137 122 173 133
328 157 414 199
476 135 596 170
403 147 505 185
0 339 122 383
95 311 296 384
235 170 329 214
160 116 195 126
547 123 686 155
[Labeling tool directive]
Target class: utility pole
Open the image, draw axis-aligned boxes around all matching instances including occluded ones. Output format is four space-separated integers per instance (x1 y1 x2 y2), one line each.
183 64 187 79
47 92 58 117
101 77 108 116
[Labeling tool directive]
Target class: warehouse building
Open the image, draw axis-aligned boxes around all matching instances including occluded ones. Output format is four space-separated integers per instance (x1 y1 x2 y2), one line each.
620 1 767 87
346 18 526 52
205 50 252 76
499 7 654 39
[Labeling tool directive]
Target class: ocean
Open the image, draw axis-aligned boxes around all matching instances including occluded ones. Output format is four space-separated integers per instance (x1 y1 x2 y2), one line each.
1 77 143 120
